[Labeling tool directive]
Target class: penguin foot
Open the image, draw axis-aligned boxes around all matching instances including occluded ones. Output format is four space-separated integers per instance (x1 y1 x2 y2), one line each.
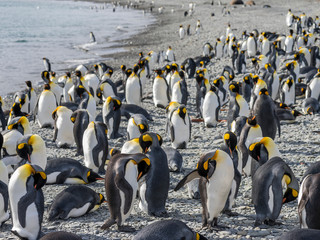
264 219 282 226
222 209 238 216
117 225 136 232
101 219 115 230
151 211 169 218
208 224 229 232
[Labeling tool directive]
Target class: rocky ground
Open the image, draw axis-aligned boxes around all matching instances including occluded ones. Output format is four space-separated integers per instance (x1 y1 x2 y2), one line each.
1 0 320 239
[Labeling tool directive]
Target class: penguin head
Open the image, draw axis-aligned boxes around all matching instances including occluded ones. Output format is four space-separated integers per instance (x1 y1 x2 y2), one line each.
306 107 315 115
16 134 43 162
108 69 113 77
17 140 33 162
196 74 204 85
259 88 269 96
243 75 251 84
209 84 217 92
126 69 133 78
139 52 144 58
179 71 185 79
286 77 294 88
224 132 237 156
25 81 32 88
87 170 104 183
212 78 220 87
166 101 180 114
41 71 50 83
43 83 51 91
20 164 47 189
75 70 82 78
199 61 204 68
121 65 126 71
229 82 240 94
248 138 269 162
247 115 257 126
7 116 29 134
165 64 171 74
282 174 299 204
133 65 140 74
66 72 71 78
197 151 219 179
98 193 107 204
133 155 151 181
292 110 303 117
154 69 164 76
252 75 259 84
139 132 162 153
11 102 24 116
180 65 185 71
51 71 56 78
106 96 122 111
177 105 187 123
171 63 178 72
96 87 102 100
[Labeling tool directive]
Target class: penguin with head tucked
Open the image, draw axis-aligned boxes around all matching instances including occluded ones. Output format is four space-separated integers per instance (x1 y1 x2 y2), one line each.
227 82 250 131
83 121 108 175
34 84 58 128
252 157 299 226
249 136 281 178
127 114 149 140
138 132 169 217
9 164 47 240
0 134 9 226
16 134 47 170
7 116 32 135
280 76 296 106
133 220 208 240
202 84 220 128
71 109 93 156
221 132 242 216
96 77 117 103
253 88 280 140
52 106 74 148
45 158 103 185
168 105 191 149
175 150 234 230
238 115 263 177
102 96 122 139
48 185 105 221
302 97 319 114
101 153 150 232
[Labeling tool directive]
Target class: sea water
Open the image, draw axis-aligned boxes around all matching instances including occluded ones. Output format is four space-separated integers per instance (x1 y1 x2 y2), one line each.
0 0 155 96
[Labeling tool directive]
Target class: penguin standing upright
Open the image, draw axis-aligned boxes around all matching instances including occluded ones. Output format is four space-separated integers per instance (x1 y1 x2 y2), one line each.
9 164 47 240
0 96 6 130
71 109 93 155
280 77 296 106
253 89 280 139
7 116 32 135
286 9 294 27
168 105 191 149
202 85 220 128
238 116 263 177
165 46 175 63
171 74 188 105
83 121 108 174
153 69 169 108
138 132 169 217
52 106 74 148
247 33 257 58
227 82 250 130
102 96 122 139
76 85 96 119
175 150 234 230
306 72 320 100
25 81 37 114
242 74 253 103
14 92 29 116
127 114 149 140
284 29 294 54
252 157 299 226
0 144 9 226
126 65 142 106
203 42 213 57
16 134 47 170
34 84 57 128
215 38 224 59
179 25 185 40
101 153 150 231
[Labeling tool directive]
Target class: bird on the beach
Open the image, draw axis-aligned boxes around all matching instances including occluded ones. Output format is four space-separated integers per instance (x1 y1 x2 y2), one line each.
179 25 185 40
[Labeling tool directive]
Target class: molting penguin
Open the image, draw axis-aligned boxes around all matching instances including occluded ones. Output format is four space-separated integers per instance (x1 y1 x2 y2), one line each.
101 153 150 232
252 88 280 139
133 220 208 240
7 116 32 135
102 96 122 139
83 121 108 174
138 132 169 217
45 158 103 184
52 106 74 148
202 85 220 128
163 147 183 172
48 185 105 221
34 84 57 128
252 157 299 226
168 105 191 149
16 134 47 170
127 114 149 140
71 109 93 155
175 150 234 230
9 164 47 240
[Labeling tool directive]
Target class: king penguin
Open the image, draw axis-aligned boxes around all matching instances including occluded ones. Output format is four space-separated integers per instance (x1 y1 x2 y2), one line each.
0 144 9 226
202 85 220 128
152 69 169 108
102 96 122 139
52 106 74 148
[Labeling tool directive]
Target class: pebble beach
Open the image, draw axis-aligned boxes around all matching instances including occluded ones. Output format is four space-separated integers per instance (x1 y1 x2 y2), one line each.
1 0 320 239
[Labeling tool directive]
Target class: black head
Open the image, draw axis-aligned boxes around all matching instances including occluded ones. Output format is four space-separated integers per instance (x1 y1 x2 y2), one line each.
197 151 217 179
41 71 50 83
87 170 104 183
229 82 240 93
25 81 32 88
259 88 269 96
75 70 82 77
121 65 126 71
283 187 298 204
224 131 237 153
33 168 47 190
252 75 259 84
16 141 33 162
133 65 139 74
247 115 257 126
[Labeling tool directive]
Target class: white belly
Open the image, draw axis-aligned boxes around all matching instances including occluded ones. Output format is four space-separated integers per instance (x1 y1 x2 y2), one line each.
56 115 74 147
170 112 190 148
171 82 182 103
121 141 142 154
127 120 140 140
37 92 57 128
153 78 169 107
102 84 116 100
126 77 141 106
202 92 219 127
83 127 99 172
66 202 91 219
0 194 9 224
3 130 23 155
139 182 148 214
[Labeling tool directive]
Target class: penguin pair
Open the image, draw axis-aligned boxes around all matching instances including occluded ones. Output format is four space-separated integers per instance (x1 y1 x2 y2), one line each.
101 153 150 232
175 150 234 230
48 185 105 221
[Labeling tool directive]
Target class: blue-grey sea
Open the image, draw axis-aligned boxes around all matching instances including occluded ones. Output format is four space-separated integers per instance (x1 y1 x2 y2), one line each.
0 0 155 96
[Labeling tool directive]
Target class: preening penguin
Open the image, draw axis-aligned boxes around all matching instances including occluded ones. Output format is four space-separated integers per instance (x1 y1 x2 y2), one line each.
132 220 208 240
101 153 150 232
45 158 103 184
127 114 149 140
175 150 234 230
7 116 32 135
252 157 299 226
302 97 319 114
48 185 105 221
9 164 47 240
168 105 191 149
16 134 47 170
52 106 74 148
102 96 122 139
138 132 169 217
83 121 108 174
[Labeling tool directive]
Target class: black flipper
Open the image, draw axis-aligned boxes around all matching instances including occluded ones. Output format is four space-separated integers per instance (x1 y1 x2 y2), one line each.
114 174 133 215
17 189 37 228
0 181 8 212
174 170 200 191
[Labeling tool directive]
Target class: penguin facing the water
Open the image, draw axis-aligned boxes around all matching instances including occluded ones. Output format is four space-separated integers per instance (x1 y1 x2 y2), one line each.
9 164 47 240
101 153 150 232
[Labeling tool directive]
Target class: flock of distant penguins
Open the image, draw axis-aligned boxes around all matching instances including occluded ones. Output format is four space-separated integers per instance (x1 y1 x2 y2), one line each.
0 6 320 240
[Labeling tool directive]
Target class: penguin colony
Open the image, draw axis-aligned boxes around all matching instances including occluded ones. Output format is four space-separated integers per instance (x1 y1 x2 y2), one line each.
0 2 320 240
